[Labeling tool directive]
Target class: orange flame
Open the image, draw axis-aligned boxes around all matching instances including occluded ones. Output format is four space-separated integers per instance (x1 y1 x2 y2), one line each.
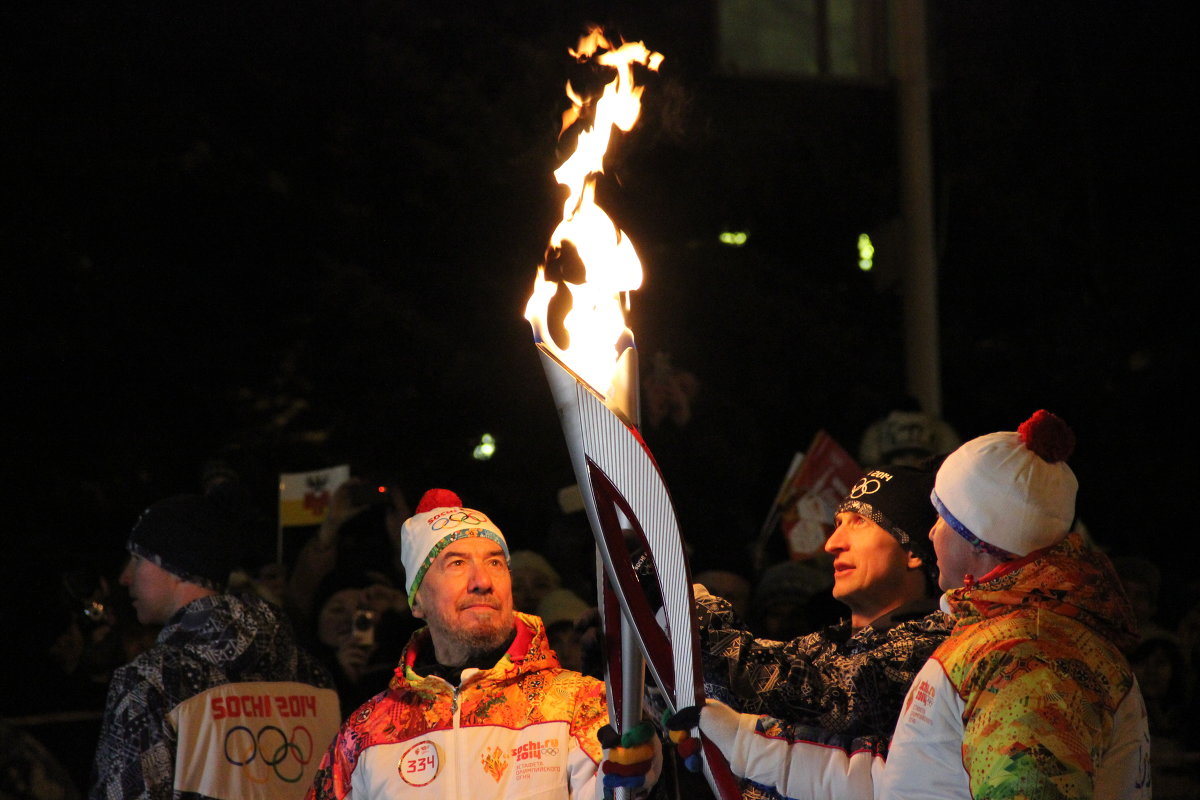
525 28 663 396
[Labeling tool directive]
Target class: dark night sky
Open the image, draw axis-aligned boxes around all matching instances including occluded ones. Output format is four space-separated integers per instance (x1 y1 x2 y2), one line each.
7 3 1194 614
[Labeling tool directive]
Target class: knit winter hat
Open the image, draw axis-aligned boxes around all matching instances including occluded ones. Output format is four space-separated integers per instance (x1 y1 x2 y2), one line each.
836 463 939 579
400 489 509 605
126 492 241 590
931 409 1078 559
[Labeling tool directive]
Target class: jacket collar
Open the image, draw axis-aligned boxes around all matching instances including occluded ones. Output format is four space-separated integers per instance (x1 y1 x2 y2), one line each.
395 612 555 689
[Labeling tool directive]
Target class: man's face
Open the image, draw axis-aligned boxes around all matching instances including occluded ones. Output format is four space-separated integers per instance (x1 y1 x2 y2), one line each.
412 536 515 665
119 553 179 626
929 516 983 591
825 511 922 623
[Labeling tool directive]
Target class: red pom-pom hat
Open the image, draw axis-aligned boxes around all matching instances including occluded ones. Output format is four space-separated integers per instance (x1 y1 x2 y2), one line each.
415 488 463 514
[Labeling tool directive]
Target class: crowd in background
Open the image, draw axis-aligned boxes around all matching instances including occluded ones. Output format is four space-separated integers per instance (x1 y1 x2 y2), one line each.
3 398 1198 799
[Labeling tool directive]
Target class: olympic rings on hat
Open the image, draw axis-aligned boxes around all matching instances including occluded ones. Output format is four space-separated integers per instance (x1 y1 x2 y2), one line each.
430 511 485 530
849 477 883 499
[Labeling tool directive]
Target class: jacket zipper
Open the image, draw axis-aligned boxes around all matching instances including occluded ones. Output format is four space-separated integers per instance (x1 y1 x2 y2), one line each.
449 682 462 797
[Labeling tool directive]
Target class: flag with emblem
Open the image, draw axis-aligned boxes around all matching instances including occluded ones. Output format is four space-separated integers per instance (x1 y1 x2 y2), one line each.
278 464 350 527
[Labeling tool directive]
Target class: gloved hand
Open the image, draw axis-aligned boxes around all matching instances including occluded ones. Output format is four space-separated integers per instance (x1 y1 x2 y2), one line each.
661 706 703 773
598 720 661 798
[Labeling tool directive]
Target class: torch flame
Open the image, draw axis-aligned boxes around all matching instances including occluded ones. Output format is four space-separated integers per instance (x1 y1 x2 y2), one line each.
524 28 662 398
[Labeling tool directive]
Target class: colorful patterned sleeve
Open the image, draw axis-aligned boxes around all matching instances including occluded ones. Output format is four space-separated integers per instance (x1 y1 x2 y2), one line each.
304 751 336 800
568 674 609 765
304 722 358 800
961 646 1112 800
565 674 608 800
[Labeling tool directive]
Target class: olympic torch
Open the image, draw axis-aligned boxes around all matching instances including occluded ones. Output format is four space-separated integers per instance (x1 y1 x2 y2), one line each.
524 29 737 800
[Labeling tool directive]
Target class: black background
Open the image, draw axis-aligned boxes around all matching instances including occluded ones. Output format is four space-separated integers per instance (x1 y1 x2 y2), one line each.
7 2 1193 617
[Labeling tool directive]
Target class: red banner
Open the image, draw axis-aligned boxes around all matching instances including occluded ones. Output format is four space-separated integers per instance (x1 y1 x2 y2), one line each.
771 431 862 560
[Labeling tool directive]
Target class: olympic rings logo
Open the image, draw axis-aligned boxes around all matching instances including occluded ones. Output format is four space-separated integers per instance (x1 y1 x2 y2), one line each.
430 511 484 530
849 477 882 499
224 725 314 783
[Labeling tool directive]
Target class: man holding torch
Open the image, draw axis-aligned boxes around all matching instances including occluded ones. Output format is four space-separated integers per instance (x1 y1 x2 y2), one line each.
692 459 952 751
683 410 1151 799
307 488 654 800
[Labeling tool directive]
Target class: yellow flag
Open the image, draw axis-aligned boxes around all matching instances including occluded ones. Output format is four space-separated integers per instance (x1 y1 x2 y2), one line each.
278 464 350 527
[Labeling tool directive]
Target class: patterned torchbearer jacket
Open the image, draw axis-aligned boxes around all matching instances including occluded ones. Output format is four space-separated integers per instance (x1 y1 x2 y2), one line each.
695 587 952 741
883 531 1151 799
694 588 951 800
306 612 608 800
90 593 338 800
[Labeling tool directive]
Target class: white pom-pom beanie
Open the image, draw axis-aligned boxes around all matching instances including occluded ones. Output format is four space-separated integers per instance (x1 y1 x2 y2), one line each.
931 410 1078 558
400 488 509 605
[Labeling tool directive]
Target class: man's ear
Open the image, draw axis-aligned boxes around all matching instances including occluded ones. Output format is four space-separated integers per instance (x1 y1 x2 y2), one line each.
907 554 925 571
410 592 425 619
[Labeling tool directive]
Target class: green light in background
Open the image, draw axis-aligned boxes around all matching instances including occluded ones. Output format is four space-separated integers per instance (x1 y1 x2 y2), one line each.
857 233 875 271
719 230 749 247
472 433 496 461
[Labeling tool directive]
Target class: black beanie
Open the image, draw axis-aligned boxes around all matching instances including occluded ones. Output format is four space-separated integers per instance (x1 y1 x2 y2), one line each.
126 491 243 590
836 462 939 583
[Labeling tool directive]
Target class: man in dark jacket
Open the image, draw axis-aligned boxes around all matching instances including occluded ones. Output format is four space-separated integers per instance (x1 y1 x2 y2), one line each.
90 491 339 800
693 459 952 793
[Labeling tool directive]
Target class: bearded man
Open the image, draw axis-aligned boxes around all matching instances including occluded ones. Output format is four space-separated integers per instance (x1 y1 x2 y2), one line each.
307 489 609 799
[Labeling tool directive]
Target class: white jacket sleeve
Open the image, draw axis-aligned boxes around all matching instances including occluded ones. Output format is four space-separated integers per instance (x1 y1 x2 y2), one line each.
1094 679 1151 799
876 659 969 800
567 733 602 800
698 698 884 800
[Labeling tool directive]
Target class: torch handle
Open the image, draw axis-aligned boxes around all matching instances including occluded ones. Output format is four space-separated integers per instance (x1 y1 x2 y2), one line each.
620 609 645 731
599 555 644 800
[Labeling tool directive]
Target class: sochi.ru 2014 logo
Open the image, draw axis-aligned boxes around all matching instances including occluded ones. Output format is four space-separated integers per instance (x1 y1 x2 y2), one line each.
399 740 443 787
224 725 314 783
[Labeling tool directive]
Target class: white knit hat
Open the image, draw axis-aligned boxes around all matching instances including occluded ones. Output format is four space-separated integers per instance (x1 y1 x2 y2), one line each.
931 410 1078 558
400 488 509 605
